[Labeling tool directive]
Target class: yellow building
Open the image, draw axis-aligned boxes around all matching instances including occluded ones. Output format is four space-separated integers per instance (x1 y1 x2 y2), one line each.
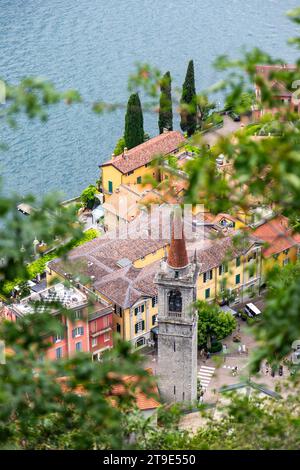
252 215 300 281
100 131 185 199
47 232 169 349
196 236 262 304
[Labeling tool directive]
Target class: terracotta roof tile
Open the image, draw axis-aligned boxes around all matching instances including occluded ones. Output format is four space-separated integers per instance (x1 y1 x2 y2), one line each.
100 131 185 174
252 215 299 257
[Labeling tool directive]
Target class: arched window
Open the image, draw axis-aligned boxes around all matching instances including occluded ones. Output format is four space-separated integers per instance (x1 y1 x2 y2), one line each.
168 290 182 313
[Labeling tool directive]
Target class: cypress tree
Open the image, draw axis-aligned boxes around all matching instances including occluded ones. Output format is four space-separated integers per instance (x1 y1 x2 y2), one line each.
124 93 144 149
158 71 173 133
180 60 197 136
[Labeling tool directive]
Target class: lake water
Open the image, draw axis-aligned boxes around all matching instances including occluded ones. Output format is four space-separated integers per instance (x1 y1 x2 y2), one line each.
0 0 299 198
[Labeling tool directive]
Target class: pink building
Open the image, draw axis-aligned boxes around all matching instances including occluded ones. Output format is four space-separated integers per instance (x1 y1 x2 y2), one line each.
8 283 113 361
254 64 300 120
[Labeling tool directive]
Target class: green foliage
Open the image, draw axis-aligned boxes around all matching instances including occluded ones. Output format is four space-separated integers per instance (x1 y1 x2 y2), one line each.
225 91 255 115
158 71 173 133
196 301 236 348
113 136 126 156
208 340 223 353
0 228 99 297
180 60 197 136
197 95 217 130
124 93 144 149
1 77 81 130
249 262 300 371
80 185 98 209
0 312 152 449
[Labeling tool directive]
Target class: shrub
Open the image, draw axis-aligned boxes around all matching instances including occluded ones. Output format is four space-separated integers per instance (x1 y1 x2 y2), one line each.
0 229 99 297
208 341 222 353
80 185 98 209
114 136 126 156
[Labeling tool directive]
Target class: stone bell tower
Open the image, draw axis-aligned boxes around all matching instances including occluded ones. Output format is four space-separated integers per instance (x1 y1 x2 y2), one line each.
154 212 199 404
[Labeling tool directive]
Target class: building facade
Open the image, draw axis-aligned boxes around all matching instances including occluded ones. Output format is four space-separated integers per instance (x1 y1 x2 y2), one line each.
155 215 199 404
9 283 113 361
100 131 185 200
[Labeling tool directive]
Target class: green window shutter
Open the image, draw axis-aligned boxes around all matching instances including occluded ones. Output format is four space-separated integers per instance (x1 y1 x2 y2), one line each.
236 257 241 267
137 176 142 184
219 265 222 276
236 274 240 285
142 320 145 330
205 288 210 299
135 323 138 334
134 307 138 316
108 181 113 193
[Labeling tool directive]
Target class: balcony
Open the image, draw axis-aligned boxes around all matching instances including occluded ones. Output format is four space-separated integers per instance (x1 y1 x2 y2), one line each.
168 311 182 318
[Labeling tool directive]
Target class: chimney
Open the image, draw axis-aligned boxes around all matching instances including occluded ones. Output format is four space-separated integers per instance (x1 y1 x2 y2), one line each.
111 153 115 160
163 128 169 134
123 147 128 159
167 210 189 269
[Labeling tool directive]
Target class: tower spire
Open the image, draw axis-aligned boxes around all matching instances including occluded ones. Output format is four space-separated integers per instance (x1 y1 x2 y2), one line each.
167 210 189 269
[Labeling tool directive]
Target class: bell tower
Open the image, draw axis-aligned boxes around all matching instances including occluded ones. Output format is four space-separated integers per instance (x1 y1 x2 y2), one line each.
155 211 199 404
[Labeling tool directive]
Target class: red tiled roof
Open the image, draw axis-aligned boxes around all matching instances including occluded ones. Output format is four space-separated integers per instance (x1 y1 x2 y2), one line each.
57 369 160 411
110 369 160 411
252 215 299 257
100 131 185 174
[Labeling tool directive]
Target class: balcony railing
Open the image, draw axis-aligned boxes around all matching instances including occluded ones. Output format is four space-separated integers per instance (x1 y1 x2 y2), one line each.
168 311 182 318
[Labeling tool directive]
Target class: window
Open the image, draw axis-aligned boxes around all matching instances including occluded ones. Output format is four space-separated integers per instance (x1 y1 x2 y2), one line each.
104 332 110 342
248 252 257 262
175 271 179 279
137 176 142 184
116 323 121 333
73 309 82 320
90 320 96 333
283 258 290 266
203 270 213 283
127 170 134 175
220 279 226 293
135 320 145 334
103 315 109 328
174 341 176 352
236 257 241 267
53 333 62 343
205 288 210 299
92 338 97 347
75 341 82 352
136 337 145 348
56 347 63 359
115 305 122 317
152 295 158 308
108 181 113 193
219 263 228 275
152 314 157 325
235 274 241 285
283 249 289 255
134 304 145 316
168 290 182 313
72 326 84 338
